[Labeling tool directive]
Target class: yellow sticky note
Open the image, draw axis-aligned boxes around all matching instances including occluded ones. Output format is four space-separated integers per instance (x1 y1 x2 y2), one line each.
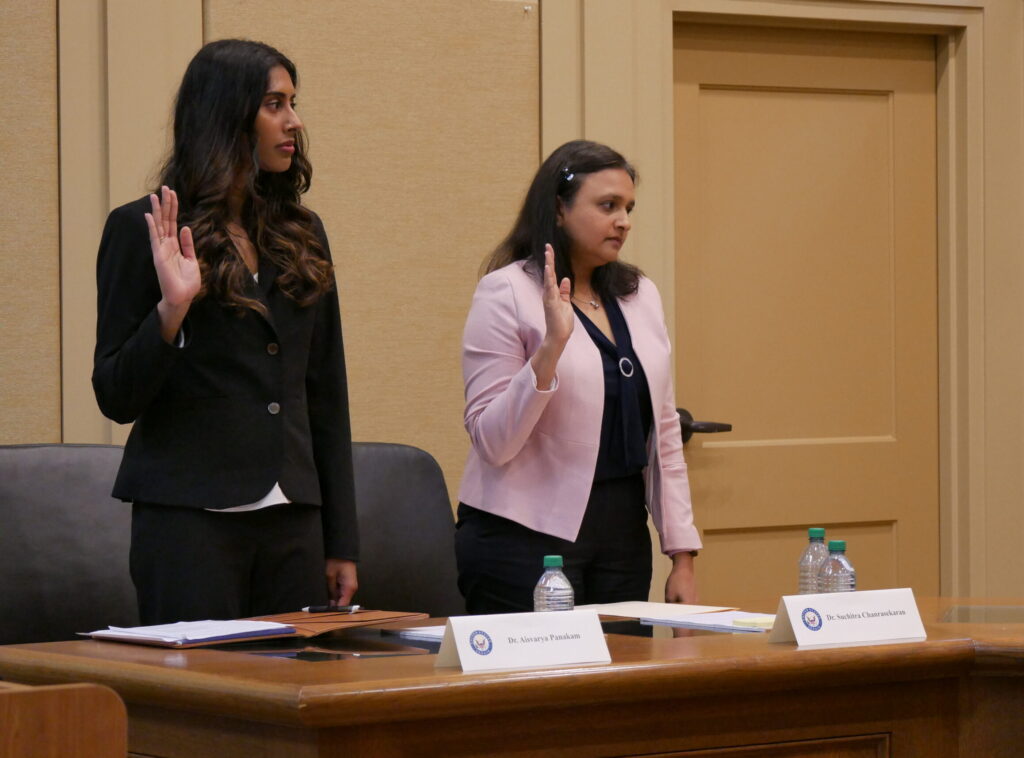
732 616 774 630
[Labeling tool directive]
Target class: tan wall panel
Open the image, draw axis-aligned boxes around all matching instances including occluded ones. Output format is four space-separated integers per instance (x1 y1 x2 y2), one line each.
59 0 110 444
975 0 1024 597
41 0 1024 599
0 1 60 443
552 0 1024 602
205 0 539 500
106 1 203 208
541 0 582 154
57 2 202 445
700 522 896 611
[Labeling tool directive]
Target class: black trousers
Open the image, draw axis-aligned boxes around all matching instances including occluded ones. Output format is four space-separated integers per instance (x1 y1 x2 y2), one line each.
455 474 652 614
130 502 328 625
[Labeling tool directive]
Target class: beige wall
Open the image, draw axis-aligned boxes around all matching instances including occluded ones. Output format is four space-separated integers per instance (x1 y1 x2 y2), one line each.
4 0 1024 599
0 1 60 443
205 0 539 500
59 0 203 447
543 0 1024 598
51 1 539 503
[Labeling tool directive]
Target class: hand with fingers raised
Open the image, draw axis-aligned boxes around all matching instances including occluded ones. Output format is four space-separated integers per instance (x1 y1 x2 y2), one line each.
529 243 573 390
145 186 201 343
540 243 573 348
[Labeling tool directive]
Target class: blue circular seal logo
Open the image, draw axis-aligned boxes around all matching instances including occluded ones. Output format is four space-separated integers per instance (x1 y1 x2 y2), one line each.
801 607 823 632
469 630 493 656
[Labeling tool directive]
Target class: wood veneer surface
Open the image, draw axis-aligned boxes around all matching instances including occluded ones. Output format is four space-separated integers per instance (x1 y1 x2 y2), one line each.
0 598 997 729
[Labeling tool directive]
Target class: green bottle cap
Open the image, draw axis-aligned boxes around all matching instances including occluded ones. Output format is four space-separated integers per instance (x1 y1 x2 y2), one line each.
808 528 826 539
543 555 564 568
828 540 846 552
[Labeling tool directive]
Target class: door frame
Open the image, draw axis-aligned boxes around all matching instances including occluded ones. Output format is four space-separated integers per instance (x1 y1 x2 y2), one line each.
541 0 986 597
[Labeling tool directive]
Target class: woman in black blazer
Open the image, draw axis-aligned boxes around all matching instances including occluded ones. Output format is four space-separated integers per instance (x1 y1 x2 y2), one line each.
93 39 358 625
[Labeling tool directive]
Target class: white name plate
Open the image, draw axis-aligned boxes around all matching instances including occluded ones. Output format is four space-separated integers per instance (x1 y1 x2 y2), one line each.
768 588 926 648
435 610 610 673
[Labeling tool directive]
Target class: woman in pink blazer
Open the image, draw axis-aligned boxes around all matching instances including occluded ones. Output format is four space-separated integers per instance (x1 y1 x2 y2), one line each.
456 140 701 614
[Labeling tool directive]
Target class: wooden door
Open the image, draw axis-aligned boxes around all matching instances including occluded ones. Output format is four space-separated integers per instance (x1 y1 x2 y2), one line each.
673 24 938 609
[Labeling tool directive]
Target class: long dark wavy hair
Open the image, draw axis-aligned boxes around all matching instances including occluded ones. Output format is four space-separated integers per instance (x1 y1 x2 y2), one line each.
485 140 641 299
158 39 332 314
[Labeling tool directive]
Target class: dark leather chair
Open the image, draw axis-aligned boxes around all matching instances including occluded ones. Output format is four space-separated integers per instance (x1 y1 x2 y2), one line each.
0 443 138 644
352 442 462 617
0 441 460 644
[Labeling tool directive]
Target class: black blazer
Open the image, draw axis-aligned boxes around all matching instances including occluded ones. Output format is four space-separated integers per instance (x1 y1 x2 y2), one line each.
92 196 358 560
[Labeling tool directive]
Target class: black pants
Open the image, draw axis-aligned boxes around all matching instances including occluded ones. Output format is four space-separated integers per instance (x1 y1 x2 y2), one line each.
455 474 652 614
130 502 328 625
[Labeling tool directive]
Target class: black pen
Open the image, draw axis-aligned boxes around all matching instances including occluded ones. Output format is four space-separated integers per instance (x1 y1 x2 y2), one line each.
301 604 361 613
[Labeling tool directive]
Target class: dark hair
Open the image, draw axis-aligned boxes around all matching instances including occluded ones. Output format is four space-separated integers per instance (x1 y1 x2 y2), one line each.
158 38 332 314
486 139 641 299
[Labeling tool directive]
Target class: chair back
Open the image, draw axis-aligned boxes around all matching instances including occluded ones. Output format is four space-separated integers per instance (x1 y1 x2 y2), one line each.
352 442 462 617
0 443 137 644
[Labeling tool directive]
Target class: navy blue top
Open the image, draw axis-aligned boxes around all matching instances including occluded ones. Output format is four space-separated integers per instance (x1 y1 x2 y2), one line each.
574 296 653 482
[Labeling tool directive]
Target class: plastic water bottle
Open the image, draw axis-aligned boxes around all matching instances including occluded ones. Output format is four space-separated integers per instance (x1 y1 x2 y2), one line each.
533 555 574 612
817 540 856 593
798 527 829 594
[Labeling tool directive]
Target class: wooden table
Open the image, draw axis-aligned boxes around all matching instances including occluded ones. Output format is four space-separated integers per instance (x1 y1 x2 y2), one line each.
0 598 1021 757
0 680 126 758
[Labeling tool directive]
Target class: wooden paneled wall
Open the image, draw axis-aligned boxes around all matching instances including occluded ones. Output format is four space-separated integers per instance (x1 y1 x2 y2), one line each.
0 1 60 443
543 0 1024 598
48 1 539 507
5 0 1024 600
205 0 539 501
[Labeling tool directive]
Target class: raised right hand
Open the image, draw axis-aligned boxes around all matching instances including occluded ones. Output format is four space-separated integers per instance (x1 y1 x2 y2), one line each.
529 244 573 390
145 186 200 309
541 244 573 348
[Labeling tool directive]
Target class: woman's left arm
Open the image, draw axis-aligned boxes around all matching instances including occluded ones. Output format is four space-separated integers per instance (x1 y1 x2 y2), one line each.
657 394 700 604
306 214 359 602
639 279 702 602
665 551 697 604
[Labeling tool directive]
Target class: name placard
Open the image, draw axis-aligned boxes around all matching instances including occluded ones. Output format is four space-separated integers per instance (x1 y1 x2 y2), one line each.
435 610 610 673
768 588 926 648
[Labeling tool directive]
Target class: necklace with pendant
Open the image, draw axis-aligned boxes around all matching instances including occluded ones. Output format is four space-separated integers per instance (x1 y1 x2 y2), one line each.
572 294 601 310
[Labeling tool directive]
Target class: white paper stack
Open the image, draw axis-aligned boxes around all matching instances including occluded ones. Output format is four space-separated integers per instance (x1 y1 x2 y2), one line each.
574 601 734 619
639 610 775 633
392 625 447 642
86 619 295 647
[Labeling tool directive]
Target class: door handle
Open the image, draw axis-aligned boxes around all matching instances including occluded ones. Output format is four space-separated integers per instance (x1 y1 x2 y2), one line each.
677 408 732 444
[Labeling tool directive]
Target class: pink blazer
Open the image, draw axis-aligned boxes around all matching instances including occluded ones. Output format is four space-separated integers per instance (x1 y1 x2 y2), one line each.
457 260 702 555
